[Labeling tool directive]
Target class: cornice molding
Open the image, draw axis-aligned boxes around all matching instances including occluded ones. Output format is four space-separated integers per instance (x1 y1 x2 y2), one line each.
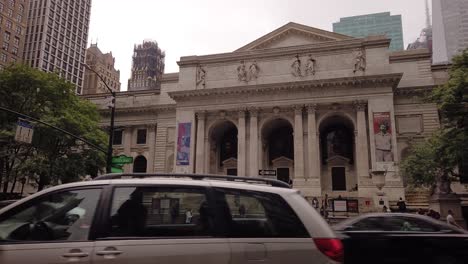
178 38 390 68
169 73 403 101
431 63 451 72
389 49 431 63
99 104 176 115
394 86 434 96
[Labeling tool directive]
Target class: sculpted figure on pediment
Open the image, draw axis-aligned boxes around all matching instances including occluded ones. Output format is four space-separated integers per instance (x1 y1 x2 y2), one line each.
353 49 366 74
248 60 260 80
196 64 206 87
237 60 248 82
305 54 316 76
291 54 302 77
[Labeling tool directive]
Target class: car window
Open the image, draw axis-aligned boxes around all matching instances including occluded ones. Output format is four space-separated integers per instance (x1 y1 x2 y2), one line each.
107 186 213 238
214 188 309 238
0 188 101 242
351 217 385 231
382 216 440 232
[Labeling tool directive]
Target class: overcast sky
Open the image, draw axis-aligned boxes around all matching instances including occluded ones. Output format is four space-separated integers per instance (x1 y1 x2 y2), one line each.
88 0 430 91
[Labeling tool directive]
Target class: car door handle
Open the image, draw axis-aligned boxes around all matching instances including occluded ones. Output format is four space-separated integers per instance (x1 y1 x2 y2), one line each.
96 247 123 256
62 252 89 258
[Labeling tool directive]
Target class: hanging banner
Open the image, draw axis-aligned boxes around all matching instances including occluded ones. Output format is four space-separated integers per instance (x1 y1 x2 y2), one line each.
176 122 191 166
373 112 393 162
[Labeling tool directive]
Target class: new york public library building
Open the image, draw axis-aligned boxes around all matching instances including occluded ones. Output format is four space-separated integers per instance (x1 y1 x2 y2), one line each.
84 22 456 215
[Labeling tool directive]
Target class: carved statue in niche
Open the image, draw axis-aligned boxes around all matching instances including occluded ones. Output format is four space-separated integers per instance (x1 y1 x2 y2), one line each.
353 49 366 73
305 54 316 76
196 64 206 87
291 54 302 77
237 60 248 82
248 60 260 80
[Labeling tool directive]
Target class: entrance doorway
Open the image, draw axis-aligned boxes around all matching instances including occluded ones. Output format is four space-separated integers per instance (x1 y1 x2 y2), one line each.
209 121 238 174
332 167 346 191
277 168 290 183
133 155 147 173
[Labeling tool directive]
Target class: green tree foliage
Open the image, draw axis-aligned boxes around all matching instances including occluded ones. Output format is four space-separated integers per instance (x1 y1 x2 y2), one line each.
401 50 468 193
0 64 107 192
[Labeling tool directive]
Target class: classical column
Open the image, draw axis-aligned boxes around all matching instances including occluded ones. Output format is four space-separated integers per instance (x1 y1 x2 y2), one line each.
307 104 320 179
147 124 157 173
294 105 305 179
249 108 259 177
195 111 206 173
123 126 132 173
355 101 370 179
238 109 247 176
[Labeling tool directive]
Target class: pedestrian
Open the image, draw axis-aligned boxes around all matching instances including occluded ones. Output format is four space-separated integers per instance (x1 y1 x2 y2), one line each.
239 204 246 217
417 208 425 215
447 210 462 229
185 209 193 224
382 205 389 213
396 197 407 212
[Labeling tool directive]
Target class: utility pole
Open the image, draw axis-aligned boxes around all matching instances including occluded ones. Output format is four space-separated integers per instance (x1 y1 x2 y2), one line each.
82 63 116 173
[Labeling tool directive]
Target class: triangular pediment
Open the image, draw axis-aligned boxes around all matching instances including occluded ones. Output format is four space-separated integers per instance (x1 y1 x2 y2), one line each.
236 22 353 52
272 156 294 167
222 157 238 167
327 155 350 165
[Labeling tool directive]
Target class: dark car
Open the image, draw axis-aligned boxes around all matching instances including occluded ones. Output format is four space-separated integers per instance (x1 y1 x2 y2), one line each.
333 213 468 264
0 200 17 209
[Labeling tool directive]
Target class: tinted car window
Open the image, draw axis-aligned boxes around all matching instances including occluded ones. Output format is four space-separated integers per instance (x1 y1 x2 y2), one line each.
0 188 101 242
351 217 385 231
107 186 213 238
382 216 440 232
214 188 309 238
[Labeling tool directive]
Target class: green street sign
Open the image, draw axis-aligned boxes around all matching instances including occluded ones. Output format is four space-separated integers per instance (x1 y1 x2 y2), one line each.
111 166 124 173
112 155 133 165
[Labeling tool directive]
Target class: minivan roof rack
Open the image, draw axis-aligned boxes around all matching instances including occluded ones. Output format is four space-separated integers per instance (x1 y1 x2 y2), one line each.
94 173 291 189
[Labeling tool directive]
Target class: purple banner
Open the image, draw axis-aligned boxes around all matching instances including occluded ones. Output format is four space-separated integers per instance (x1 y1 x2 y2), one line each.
176 122 191 166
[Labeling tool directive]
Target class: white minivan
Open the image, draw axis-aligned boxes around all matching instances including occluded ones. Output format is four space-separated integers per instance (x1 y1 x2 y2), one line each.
0 174 343 264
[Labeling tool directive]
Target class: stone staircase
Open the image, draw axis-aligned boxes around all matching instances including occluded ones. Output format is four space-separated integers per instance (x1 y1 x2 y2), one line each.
390 189 431 212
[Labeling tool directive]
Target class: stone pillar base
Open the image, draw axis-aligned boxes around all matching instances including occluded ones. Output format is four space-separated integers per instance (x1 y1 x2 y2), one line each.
429 193 466 229
293 178 321 197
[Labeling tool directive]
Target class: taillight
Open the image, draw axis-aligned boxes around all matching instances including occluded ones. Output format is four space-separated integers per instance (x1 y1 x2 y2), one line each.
313 238 344 263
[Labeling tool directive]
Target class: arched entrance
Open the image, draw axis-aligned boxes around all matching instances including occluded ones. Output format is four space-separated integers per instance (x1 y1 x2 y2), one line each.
133 155 147 173
261 118 294 183
209 120 238 175
319 115 355 192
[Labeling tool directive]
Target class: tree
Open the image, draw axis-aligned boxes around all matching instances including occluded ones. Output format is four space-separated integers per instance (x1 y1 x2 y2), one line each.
0 64 107 193
401 49 468 194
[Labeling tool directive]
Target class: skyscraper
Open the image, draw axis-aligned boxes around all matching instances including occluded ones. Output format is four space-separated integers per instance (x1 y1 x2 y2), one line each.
333 12 404 51
0 0 28 70
432 0 468 63
23 0 92 94
82 43 121 95
128 40 165 92
407 0 433 52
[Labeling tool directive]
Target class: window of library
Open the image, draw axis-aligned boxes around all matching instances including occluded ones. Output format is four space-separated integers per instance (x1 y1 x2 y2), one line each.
113 130 123 145
136 129 147 145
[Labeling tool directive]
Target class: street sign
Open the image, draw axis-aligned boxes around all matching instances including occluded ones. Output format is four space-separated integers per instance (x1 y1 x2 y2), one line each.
258 169 277 177
111 166 124 173
112 155 133 165
15 120 34 144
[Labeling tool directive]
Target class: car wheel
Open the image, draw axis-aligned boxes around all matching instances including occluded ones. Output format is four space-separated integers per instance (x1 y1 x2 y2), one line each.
433 256 459 264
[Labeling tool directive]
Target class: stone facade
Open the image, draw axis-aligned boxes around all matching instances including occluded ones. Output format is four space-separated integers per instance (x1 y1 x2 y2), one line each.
82 44 121 94
0 0 28 69
84 22 450 212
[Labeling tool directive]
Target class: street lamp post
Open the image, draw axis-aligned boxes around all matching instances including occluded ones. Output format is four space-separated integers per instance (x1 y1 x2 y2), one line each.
82 63 116 173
